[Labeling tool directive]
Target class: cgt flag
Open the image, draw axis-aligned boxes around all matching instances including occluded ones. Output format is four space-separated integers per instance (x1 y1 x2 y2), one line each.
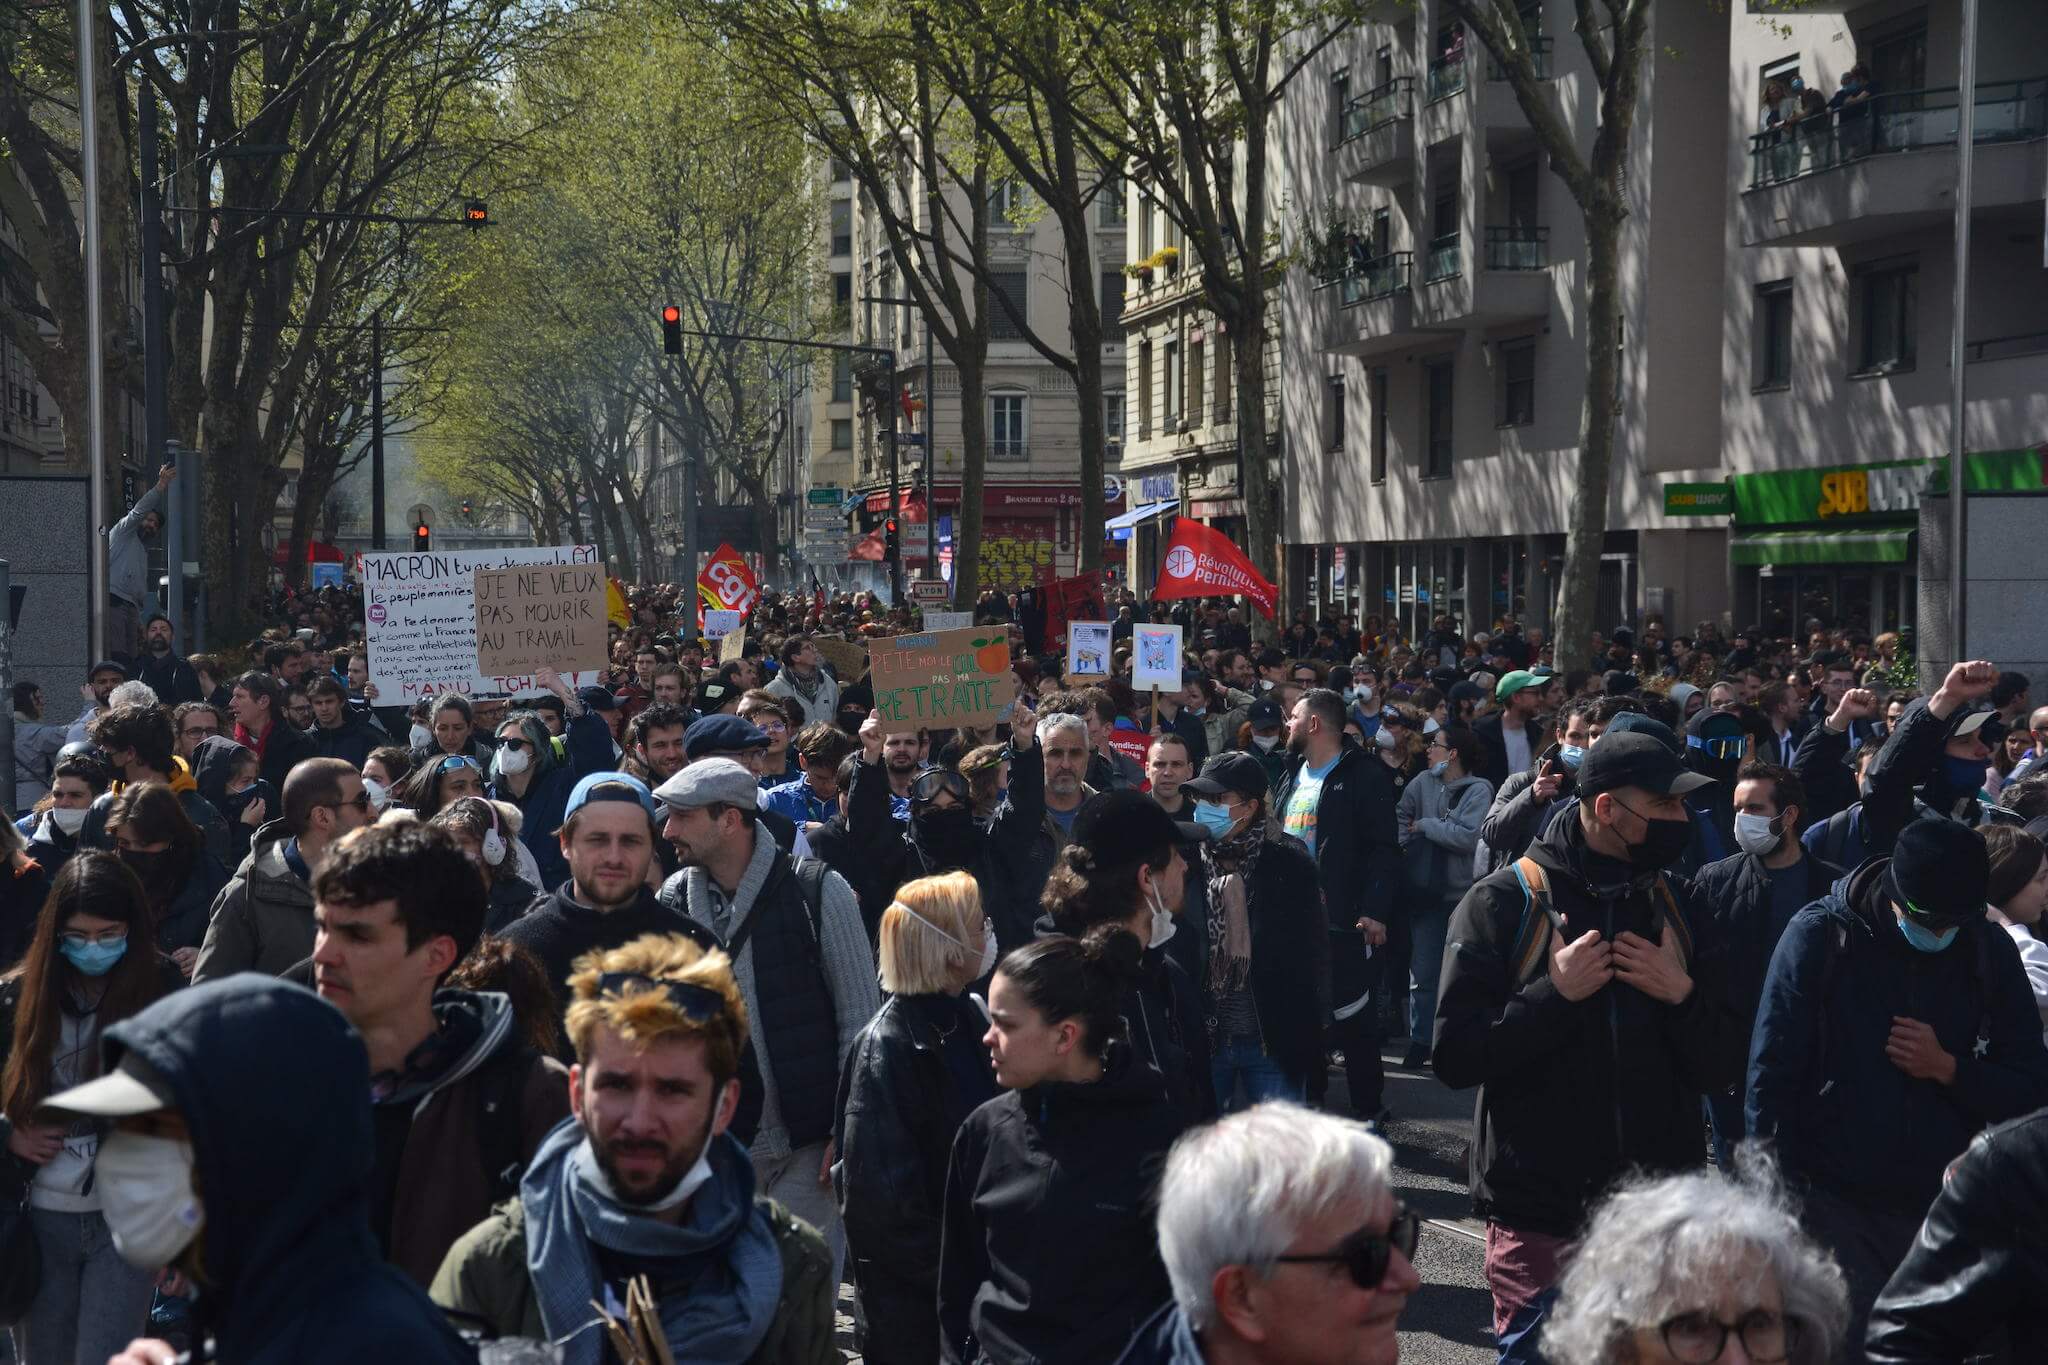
697 542 759 623
1152 518 1277 618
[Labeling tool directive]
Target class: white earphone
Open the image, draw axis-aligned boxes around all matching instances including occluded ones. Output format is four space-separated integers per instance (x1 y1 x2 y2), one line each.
479 800 508 867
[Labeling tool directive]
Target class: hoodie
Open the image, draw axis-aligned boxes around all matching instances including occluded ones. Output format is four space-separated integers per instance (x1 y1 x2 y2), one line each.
192 735 265 870
98 976 472 1364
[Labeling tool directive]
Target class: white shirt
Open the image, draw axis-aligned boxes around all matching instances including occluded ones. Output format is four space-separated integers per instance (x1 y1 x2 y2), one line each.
1990 907 2048 1044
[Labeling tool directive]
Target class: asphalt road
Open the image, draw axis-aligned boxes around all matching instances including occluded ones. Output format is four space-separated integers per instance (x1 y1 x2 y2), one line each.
836 1038 1498 1364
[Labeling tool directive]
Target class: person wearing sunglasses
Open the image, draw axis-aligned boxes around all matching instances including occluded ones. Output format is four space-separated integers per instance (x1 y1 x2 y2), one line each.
488 667 610 894
1125 1101 1420 1365
1544 1160 1847 1365
193 758 373 982
1749 816 2048 1361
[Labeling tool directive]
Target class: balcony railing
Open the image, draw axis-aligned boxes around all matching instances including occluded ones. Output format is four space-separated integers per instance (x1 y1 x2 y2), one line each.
1318 251 1413 305
1962 329 2048 365
1339 76 1414 143
1426 56 1468 103
1748 77 2048 188
1424 233 1462 283
1487 36 1552 82
990 440 1029 461
1209 402 1233 426
1483 225 1548 270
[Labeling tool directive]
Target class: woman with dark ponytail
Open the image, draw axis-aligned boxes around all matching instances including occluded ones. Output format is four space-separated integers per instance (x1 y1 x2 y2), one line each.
937 924 1184 1365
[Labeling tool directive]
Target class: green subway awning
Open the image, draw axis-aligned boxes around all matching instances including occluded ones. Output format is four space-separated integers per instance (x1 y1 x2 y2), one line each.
1729 527 1912 567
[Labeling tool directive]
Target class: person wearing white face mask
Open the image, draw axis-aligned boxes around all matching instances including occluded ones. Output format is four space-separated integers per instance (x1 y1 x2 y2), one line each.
1040 790 1216 1121
1691 762 1839 1165
488 666 614 894
833 870 1003 1363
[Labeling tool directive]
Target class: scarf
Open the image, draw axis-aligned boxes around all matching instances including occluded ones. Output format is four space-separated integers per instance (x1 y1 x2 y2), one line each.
1203 819 1266 999
523 1122 783 1365
783 667 823 705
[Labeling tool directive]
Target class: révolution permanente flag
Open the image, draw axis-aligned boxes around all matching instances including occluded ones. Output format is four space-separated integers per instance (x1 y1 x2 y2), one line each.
697 542 759 622
1151 518 1277 618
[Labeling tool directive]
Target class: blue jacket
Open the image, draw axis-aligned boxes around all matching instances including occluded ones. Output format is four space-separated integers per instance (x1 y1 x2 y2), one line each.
1746 859 2048 1217
100 976 471 1364
505 709 614 892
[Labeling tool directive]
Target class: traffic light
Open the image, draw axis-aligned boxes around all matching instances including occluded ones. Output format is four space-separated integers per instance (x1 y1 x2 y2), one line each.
413 522 431 551
459 497 473 519
883 517 899 559
661 305 681 355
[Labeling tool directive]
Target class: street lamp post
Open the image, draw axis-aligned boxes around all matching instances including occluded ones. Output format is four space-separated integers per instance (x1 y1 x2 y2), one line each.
76 0 108 661
865 295 938 573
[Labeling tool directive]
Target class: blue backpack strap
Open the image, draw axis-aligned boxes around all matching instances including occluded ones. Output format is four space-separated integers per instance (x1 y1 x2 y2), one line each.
1508 857 1562 986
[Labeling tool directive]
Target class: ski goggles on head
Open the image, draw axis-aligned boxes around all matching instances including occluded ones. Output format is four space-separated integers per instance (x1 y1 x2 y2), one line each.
596 972 729 1022
1687 733 1746 763
435 755 486 778
910 768 970 805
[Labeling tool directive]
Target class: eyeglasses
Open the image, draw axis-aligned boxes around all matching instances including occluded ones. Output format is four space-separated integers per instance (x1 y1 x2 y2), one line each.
321 790 373 813
1658 1310 1799 1364
181 725 218 738
911 767 970 804
749 719 788 736
597 971 729 1021
59 927 129 949
498 738 532 752
1272 1207 1421 1291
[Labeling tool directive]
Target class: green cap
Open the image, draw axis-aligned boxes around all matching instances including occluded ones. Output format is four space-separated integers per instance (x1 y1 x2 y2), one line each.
1495 669 1543 702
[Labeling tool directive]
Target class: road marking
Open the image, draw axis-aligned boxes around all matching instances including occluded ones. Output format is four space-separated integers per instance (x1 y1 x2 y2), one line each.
1425 1216 1486 1243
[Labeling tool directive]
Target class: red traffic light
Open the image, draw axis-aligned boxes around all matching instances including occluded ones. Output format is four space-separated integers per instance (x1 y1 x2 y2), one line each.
662 305 681 324
661 305 682 355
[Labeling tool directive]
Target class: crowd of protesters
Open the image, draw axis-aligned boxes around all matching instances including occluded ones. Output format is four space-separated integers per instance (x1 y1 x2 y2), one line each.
2 566 2047 1365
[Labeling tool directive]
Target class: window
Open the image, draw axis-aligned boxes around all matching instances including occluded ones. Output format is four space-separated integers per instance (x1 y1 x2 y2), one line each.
832 354 853 403
1213 332 1232 422
1327 373 1346 450
1755 280 1793 389
831 419 853 450
1370 367 1389 484
828 156 851 182
990 394 1027 459
830 200 852 256
1105 391 1124 444
1096 172 1127 228
1331 68 1350 144
1498 338 1535 426
1100 272 1125 342
1163 341 1182 421
833 273 852 305
1138 342 1153 438
1189 339 1206 418
1855 257 1918 374
989 180 1030 226
989 271 1028 339
1423 357 1453 478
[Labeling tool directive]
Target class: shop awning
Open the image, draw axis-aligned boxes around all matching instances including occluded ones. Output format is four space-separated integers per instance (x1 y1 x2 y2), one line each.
1107 500 1177 541
1729 527 1911 567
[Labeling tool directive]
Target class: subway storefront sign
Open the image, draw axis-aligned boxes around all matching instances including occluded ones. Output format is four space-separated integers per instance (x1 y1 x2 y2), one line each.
1730 449 2047 526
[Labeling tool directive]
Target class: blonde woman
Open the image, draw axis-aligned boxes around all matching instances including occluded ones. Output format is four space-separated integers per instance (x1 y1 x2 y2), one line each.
832 871 999 1365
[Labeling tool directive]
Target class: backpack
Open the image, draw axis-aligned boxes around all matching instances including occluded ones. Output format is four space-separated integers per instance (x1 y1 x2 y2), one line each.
1504 856 1691 987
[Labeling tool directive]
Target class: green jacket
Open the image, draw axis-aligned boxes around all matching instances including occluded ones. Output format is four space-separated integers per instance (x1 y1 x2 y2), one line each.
429 1195 836 1365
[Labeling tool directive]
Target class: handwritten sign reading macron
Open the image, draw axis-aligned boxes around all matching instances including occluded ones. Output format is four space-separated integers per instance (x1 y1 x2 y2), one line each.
361 545 603 701
473 564 608 681
865 627 1016 735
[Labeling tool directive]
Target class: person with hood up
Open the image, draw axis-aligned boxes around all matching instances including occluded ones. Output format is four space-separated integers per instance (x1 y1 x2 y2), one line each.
103 781 231 976
430 932 836 1364
1038 789 1213 1120
833 871 1002 1365
849 699 1047 951
488 666 614 892
190 734 268 871
1433 730 1743 1338
307 820 569 1287
50 974 473 1365
1681 706 1748 864
1395 723 1493 1069
1747 817 2048 1361
939 927 1186 1365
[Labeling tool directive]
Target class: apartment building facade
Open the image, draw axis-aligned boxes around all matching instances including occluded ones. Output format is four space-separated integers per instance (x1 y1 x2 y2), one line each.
1721 0 2048 643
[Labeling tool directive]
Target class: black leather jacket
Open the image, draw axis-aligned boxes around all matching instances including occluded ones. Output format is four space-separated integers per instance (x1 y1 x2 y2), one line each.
1866 1105 2048 1363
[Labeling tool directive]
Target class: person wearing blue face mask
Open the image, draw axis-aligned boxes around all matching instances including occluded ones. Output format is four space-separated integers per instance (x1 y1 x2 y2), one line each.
1479 696 1600 876
1181 753 1328 1112
1748 817 2048 1362
1855 660 2010 860
0 852 182 1365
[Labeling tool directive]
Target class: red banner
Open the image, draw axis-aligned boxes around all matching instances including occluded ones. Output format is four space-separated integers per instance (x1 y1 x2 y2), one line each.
1152 518 1277 618
697 542 759 621
1040 570 1104 648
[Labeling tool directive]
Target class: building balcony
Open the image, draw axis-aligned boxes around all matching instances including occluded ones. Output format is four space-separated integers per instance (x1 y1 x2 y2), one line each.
1333 77 1415 185
1419 229 1550 328
1320 252 1434 358
1425 56 1467 105
1741 78 2048 247
1486 35 1551 83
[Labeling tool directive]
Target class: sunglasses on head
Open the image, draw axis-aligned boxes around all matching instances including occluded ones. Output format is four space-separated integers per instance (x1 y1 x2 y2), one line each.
436 756 484 777
597 972 729 1021
1272 1206 1421 1290
911 768 970 804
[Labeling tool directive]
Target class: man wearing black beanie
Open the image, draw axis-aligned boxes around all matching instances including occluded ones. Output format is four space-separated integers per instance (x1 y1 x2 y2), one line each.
1748 816 2048 1361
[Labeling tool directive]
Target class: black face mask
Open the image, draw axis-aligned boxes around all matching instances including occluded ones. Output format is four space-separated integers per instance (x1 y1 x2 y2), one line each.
118 847 179 893
224 779 275 823
1614 800 1693 872
912 804 981 869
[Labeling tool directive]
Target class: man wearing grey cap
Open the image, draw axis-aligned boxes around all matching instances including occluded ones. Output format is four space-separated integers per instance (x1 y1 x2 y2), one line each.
652 757 878 1282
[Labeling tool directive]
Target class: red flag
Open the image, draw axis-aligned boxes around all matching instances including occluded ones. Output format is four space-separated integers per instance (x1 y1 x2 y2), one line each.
697 542 759 623
1152 518 1277 618
1041 570 1103 648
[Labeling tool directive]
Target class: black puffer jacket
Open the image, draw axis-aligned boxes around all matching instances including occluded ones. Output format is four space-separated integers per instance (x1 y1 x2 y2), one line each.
1433 809 1745 1238
834 992 999 1365
1866 1106 2048 1363
1034 910 1214 1122
938 1042 1182 1365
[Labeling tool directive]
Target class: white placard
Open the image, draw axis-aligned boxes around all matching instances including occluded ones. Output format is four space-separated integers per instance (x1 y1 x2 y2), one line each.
922 610 974 631
702 609 743 639
362 545 604 702
1066 621 1113 679
1132 623 1185 692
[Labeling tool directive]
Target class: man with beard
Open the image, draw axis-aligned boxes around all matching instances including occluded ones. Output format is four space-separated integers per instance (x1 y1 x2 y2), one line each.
107 463 173 663
430 933 836 1361
623 703 691 788
134 614 203 704
764 634 840 728
654 758 878 1288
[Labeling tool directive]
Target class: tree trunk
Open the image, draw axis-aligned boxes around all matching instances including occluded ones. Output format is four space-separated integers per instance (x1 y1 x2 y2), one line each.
1229 282 1279 641
1552 204 1626 671
1054 175 1107 576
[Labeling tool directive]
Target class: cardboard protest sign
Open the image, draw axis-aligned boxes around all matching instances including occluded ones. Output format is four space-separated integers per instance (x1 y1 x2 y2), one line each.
703 609 743 639
719 629 747 664
923 610 973 631
865 627 1016 735
813 636 869 683
474 564 608 681
1066 621 1112 679
362 545 603 701
1132 623 1184 691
